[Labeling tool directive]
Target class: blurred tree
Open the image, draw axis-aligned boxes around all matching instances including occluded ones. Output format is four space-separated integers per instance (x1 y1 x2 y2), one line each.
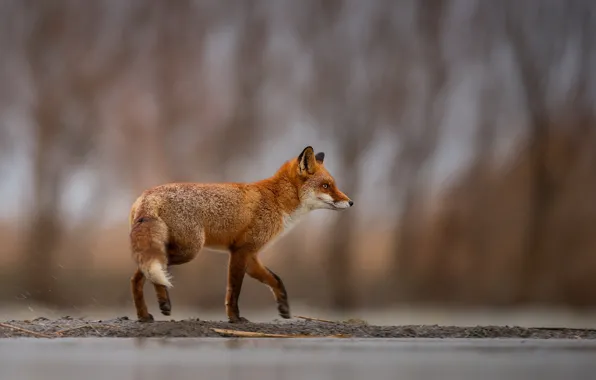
502 0 594 302
215 0 267 177
305 0 402 310
389 0 447 301
425 0 500 302
152 0 209 181
21 1 132 304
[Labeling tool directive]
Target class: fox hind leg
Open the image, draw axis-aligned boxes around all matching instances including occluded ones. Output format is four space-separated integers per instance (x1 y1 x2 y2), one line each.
154 235 204 318
129 216 170 321
131 268 154 322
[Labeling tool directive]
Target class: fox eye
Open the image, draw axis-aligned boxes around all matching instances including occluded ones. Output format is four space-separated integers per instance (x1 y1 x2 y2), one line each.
322 183 329 189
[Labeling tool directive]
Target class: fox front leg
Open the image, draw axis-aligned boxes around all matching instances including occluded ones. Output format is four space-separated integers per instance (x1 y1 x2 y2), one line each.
225 250 250 323
246 257 290 319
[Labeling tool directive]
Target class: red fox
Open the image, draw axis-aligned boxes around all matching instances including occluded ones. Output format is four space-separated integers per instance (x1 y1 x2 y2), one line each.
128 146 353 323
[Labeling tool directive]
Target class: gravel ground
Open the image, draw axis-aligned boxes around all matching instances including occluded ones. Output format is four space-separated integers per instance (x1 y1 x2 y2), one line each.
1 316 596 339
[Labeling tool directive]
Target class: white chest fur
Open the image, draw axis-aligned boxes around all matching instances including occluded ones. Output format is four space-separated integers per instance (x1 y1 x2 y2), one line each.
258 205 310 255
281 204 310 236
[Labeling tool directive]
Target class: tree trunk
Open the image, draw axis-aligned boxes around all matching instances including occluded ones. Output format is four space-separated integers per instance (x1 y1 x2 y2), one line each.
22 112 62 305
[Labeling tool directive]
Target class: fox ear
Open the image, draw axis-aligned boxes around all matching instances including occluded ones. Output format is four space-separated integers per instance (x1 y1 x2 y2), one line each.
315 152 325 164
297 146 316 175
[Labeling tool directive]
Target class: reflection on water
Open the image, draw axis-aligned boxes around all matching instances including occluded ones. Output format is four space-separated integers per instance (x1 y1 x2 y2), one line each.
1 338 595 380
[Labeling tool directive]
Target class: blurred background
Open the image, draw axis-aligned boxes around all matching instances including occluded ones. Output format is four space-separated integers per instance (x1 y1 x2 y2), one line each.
1 0 596 327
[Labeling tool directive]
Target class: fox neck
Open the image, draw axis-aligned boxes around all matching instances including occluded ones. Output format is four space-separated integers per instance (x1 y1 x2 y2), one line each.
259 161 312 233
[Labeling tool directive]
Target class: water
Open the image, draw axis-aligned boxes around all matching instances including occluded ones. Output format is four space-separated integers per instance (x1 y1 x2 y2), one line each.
1 338 595 380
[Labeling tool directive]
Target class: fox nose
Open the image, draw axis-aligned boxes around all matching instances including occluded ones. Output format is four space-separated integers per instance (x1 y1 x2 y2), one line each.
349 200 354 207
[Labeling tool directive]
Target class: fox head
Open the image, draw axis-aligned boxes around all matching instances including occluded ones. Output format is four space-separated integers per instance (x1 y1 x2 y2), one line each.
291 146 354 211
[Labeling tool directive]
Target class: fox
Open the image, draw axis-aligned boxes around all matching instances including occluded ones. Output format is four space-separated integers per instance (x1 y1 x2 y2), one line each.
128 146 353 323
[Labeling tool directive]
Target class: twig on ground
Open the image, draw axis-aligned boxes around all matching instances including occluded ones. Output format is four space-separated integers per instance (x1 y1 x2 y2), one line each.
0 322 55 339
86 322 103 337
294 315 337 324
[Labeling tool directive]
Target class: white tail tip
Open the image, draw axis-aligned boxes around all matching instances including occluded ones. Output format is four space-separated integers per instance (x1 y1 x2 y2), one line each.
143 261 173 288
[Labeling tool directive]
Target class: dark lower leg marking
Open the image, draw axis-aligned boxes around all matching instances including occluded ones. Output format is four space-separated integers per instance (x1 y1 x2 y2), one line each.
267 267 290 318
154 284 171 316
245 256 290 319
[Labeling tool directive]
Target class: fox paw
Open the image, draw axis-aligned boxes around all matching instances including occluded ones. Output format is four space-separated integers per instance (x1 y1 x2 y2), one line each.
278 304 291 319
138 314 154 323
228 316 250 324
159 301 171 316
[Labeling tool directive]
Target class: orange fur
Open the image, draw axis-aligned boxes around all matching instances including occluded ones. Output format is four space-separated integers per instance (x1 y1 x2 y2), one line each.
128 146 353 323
